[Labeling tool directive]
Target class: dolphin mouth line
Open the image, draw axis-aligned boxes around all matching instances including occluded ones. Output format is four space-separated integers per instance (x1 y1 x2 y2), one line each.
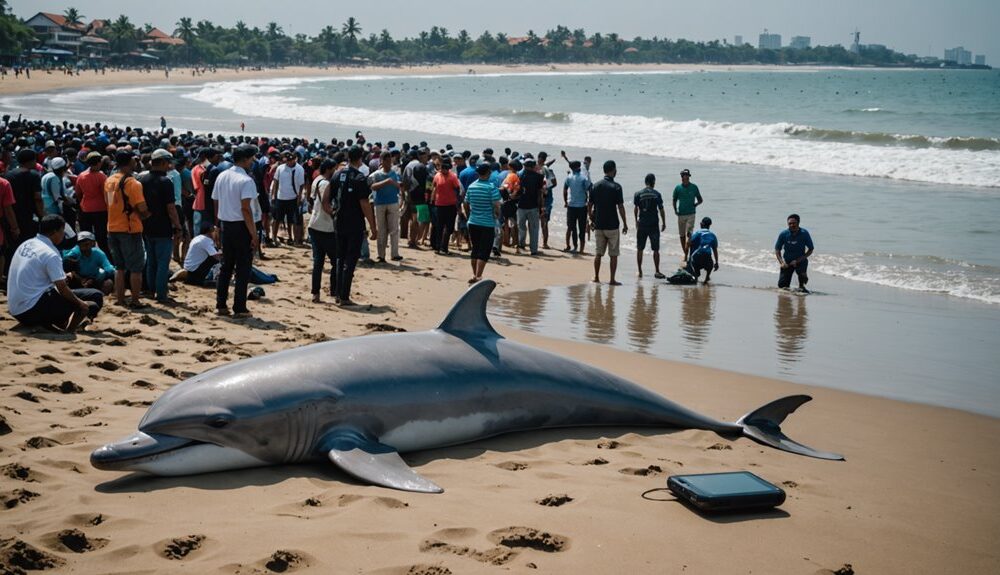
90 432 207 470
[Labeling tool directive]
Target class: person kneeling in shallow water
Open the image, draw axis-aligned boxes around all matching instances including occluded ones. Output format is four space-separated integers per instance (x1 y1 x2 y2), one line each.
7 215 103 332
686 217 719 283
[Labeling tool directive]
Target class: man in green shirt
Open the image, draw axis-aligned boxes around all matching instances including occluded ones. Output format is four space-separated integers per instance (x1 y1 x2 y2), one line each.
671 168 703 257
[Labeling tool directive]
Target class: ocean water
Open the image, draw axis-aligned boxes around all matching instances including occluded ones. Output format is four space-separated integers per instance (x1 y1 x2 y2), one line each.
5 68 997 305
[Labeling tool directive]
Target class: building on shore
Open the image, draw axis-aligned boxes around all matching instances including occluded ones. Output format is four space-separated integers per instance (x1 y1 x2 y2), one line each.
734 35 743 46
790 36 811 50
975 54 986 66
944 46 972 65
758 29 781 50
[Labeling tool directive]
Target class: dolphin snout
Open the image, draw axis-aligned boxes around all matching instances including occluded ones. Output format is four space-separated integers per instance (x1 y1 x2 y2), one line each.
90 431 195 471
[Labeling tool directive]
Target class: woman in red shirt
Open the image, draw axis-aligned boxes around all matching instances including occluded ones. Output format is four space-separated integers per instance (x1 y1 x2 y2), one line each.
74 152 109 254
429 158 461 255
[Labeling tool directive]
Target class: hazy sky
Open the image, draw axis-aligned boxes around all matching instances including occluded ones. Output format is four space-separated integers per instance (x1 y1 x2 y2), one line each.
13 0 999 63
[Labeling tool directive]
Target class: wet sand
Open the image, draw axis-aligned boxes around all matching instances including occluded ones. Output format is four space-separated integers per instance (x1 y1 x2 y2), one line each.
1 241 998 574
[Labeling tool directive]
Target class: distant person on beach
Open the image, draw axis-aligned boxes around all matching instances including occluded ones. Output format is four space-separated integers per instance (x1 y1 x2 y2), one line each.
634 173 666 279
538 151 557 250
686 217 719 283
672 168 702 257
589 160 627 285
7 214 102 332
775 213 814 292
403 148 430 249
515 158 544 255
563 161 589 253
307 159 337 301
270 151 306 245
463 162 501 284
213 144 259 317
369 151 402 262
330 145 376 307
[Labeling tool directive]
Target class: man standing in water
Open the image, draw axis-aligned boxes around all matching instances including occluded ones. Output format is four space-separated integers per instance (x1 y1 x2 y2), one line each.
672 168 702 258
775 213 814 292
634 173 666 279
589 160 627 285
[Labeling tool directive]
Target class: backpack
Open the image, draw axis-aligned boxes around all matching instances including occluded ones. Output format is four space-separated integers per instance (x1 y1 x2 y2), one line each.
330 167 357 226
666 268 697 285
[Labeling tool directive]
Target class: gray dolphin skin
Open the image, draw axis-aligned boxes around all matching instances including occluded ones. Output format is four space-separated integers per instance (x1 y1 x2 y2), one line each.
91 280 843 493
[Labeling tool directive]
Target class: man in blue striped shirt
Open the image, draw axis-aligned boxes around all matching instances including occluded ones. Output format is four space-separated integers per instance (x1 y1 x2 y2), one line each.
462 163 502 284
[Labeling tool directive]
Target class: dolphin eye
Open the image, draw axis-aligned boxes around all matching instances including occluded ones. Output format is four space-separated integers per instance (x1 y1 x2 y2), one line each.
206 415 232 428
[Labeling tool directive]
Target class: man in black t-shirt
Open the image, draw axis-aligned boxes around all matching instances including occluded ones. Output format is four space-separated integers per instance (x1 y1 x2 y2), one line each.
7 149 44 249
331 146 377 307
633 173 667 279
138 149 182 303
515 159 545 255
588 160 628 285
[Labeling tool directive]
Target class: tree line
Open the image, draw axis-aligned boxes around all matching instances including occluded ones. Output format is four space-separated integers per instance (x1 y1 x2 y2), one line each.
6 5 924 68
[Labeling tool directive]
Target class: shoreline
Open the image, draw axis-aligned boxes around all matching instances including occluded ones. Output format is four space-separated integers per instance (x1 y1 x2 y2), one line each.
0 62 951 97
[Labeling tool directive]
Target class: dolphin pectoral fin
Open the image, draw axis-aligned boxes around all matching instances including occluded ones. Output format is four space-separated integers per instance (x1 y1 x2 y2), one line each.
736 395 845 461
324 433 444 494
437 279 501 340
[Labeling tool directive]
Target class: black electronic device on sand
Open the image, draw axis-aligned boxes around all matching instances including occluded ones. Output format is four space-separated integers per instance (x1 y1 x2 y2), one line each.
667 471 786 512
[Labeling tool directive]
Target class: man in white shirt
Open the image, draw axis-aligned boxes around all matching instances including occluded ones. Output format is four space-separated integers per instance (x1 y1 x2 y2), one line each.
212 145 259 317
7 214 102 332
269 152 306 245
181 222 222 286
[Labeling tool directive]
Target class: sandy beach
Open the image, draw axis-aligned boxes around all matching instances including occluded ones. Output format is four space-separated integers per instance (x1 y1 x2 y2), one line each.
1 238 998 575
0 62 826 97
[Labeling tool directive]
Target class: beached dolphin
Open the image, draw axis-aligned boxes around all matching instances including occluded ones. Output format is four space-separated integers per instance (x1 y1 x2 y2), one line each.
91 280 843 493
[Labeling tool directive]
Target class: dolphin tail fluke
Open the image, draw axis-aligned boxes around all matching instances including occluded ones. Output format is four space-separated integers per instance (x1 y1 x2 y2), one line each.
736 395 844 460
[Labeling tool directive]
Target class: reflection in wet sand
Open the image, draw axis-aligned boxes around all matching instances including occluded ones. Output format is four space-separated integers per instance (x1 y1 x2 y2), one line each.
774 293 809 369
679 285 716 359
497 288 550 332
584 284 617 343
627 283 659 352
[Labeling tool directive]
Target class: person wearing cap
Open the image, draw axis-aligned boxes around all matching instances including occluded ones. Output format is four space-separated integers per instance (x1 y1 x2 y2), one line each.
686 217 719 283
634 173 667 279
75 151 109 255
104 151 150 308
213 144 260 316
672 169 703 257
329 145 376 307
62 231 115 294
774 213 814 292
138 149 183 303
588 160 627 285
463 162 502 284
7 214 102 333
40 157 71 218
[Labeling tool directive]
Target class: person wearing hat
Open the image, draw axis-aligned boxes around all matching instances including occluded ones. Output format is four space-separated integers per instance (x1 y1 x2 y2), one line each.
62 231 115 294
138 148 183 303
633 173 667 279
104 151 150 308
40 157 71 218
686 217 719 283
76 151 109 255
6 214 102 333
672 168 703 258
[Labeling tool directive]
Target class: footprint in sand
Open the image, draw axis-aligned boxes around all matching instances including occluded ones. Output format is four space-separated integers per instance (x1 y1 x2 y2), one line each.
34 364 65 375
263 550 310 573
418 539 515 566
45 529 109 553
1 488 40 509
420 526 567 566
402 564 452 575
24 437 61 449
814 565 854 575
495 461 529 471
705 443 733 451
582 458 609 466
0 414 11 435
334 494 409 509
158 534 206 560
1 463 37 482
487 527 569 553
536 494 574 507
14 390 41 403
618 465 663 476
69 406 98 417
597 440 625 449
35 381 84 394
0 538 65 573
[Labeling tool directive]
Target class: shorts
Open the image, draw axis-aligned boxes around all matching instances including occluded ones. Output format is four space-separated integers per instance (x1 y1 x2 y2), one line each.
690 250 714 274
543 198 554 222
108 232 146 273
14 286 103 327
594 228 621 257
778 259 809 288
637 227 660 253
677 214 696 238
468 224 495 261
415 204 430 224
273 198 302 225
258 190 271 215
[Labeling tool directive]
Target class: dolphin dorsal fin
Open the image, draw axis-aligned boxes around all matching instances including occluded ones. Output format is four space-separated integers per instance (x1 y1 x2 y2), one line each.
437 280 501 340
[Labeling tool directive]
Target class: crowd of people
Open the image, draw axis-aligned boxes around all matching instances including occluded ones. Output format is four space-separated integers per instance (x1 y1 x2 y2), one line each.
0 115 815 332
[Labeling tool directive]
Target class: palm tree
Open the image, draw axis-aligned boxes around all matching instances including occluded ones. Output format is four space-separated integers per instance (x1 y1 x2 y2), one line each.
265 22 282 41
63 7 84 27
341 17 361 41
108 14 136 56
174 17 195 62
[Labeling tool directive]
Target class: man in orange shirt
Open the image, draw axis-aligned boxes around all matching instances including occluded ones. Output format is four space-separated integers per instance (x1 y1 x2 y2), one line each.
104 152 150 307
